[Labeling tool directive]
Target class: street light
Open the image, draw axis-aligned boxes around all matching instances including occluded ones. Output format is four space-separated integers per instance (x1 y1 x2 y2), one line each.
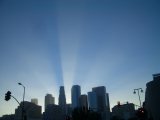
133 88 143 107
18 82 25 120
18 83 25 102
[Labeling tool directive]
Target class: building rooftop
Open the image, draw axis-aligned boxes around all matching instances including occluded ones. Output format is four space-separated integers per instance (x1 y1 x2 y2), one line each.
153 73 160 77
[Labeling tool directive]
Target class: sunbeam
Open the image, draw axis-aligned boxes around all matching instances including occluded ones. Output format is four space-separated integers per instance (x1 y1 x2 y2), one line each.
56 1 86 103
0 0 160 117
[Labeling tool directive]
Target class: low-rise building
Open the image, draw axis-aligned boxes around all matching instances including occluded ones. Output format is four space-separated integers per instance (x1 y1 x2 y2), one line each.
43 104 65 120
112 102 135 120
15 101 42 120
0 114 15 120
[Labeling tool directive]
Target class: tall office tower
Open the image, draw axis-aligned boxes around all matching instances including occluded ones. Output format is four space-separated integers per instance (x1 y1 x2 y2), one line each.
92 86 110 120
79 94 88 109
145 73 160 120
45 94 55 111
71 85 81 109
92 86 109 111
105 93 110 110
31 98 38 105
88 91 98 111
59 86 67 115
58 86 66 106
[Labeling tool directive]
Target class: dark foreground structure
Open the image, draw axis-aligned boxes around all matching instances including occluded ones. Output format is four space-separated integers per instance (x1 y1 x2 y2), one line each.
145 73 160 120
72 107 101 120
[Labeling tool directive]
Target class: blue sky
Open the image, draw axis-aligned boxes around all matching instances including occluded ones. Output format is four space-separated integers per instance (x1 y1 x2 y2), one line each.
0 0 160 116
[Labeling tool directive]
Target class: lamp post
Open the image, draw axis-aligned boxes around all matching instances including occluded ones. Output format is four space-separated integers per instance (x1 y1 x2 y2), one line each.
133 88 143 107
18 83 25 120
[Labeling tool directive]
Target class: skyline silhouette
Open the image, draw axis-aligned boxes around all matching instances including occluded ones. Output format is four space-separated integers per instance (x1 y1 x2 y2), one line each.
0 78 154 117
2 77 159 120
0 0 160 117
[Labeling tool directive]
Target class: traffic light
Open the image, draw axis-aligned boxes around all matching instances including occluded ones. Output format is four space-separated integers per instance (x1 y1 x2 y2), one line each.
5 91 11 101
138 108 144 114
136 107 147 119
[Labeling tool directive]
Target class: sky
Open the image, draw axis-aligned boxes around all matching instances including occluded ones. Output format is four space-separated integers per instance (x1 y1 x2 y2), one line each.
0 0 160 116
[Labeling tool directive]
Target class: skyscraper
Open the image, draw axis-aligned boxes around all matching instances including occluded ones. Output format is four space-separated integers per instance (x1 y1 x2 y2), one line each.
105 93 110 110
92 86 109 111
79 94 88 109
45 94 55 111
88 91 98 111
71 85 81 109
92 86 110 120
59 86 67 115
58 86 66 106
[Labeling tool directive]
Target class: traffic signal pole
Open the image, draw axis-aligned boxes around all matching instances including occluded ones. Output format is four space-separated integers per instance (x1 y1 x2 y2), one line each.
5 91 23 120
11 95 24 120
5 83 26 120
11 95 21 106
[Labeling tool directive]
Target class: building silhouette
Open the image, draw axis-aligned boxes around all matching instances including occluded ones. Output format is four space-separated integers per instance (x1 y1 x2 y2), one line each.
45 94 55 111
15 101 42 120
112 102 135 120
58 86 67 115
92 86 110 111
88 91 98 111
105 93 110 111
92 86 110 120
79 94 88 109
2 85 113 120
31 98 38 105
66 104 72 116
44 104 65 120
145 73 160 120
58 86 66 106
71 85 81 109
0 114 15 120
